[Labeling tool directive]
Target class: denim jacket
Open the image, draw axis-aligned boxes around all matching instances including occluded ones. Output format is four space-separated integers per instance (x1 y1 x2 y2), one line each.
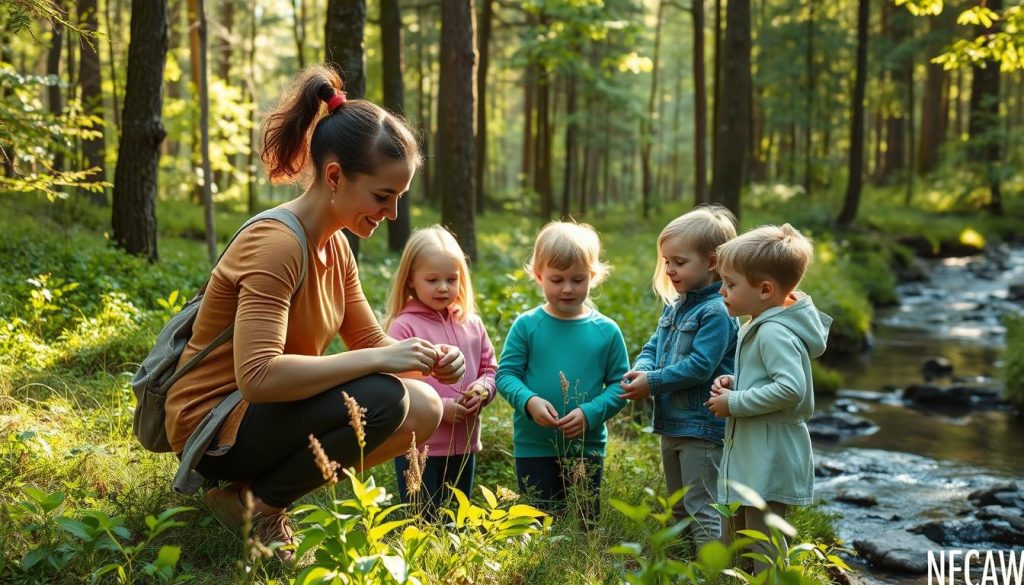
632 281 738 443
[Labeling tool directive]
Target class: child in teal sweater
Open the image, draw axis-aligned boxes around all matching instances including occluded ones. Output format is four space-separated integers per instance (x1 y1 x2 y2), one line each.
496 221 629 521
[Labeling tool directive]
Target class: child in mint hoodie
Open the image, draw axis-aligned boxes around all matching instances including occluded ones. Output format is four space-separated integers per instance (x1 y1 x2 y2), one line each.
385 226 497 517
706 224 832 564
497 221 629 521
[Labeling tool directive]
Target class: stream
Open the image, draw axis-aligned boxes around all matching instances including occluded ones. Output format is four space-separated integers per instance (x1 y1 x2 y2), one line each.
814 246 1024 584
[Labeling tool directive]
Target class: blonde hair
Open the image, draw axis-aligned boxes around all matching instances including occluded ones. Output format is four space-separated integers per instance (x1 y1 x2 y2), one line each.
716 223 814 294
652 205 738 305
526 221 610 287
384 225 476 329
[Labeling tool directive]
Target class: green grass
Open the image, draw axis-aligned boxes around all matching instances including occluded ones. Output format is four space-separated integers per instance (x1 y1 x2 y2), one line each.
5 185 1019 583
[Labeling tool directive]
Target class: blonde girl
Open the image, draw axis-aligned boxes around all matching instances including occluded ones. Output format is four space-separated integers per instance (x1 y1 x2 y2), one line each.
495 221 630 521
385 226 497 516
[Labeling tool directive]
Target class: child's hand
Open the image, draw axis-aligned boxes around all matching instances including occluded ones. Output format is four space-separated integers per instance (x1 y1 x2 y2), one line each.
711 374 734 394
525 396 560 428
432 344 466 384
619 370 651 401
706 387 731 417
458 383 488 416
442 398 470 423
557 407 588 439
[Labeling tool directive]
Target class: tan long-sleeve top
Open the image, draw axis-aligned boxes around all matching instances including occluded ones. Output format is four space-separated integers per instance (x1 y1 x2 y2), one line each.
164 219 386 454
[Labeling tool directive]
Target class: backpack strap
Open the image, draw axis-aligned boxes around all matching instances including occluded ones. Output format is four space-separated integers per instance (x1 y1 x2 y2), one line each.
171 208 311 494
161 209 309 393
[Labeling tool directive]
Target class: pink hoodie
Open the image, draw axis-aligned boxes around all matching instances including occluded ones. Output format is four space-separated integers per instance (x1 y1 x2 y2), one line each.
387 299 497 455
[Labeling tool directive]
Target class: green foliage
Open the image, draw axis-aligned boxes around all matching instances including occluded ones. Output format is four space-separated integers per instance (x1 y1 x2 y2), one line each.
0 66 107 198
610 483 850 585
811 363 843 397
5 486 192 583
1003 314 1024 409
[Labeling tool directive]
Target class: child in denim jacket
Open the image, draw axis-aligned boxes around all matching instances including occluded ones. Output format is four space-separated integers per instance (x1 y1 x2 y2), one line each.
620 205 738 545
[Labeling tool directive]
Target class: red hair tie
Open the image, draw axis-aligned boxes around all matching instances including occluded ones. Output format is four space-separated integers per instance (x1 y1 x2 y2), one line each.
327 91 347 113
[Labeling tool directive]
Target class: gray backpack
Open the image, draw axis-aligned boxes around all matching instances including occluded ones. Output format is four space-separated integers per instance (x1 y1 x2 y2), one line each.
131 208 308 493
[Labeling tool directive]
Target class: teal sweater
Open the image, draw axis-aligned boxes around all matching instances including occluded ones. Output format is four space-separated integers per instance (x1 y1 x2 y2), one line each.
496 306 629 457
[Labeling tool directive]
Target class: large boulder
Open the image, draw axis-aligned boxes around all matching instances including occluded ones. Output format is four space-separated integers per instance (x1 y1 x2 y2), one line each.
853 530 937 574
922 357 954 381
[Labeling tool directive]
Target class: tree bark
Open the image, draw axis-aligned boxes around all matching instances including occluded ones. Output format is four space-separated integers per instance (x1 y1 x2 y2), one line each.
247 0 258 214
292 0 307 69
692 0 708 205
382 0 411 252
416 3 433 204
968 0 1003 215
712 0 723 183
475 0 492 215
710 0 751 218
196 0 216 262
47 11 65 173
215 0 233 82
917 11 953 174
535 68 553 218
436 0 477 260
112 0 167 261
803 0 814 195
641 0 665 219
560 74 578 219
79 0 107 205
325 0 367 257
837 0 869 228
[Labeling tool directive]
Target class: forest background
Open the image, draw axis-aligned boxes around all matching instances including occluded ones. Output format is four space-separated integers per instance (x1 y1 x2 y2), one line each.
2 0 1024 582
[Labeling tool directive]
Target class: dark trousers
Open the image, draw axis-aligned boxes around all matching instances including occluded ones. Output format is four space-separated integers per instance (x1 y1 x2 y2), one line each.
515 455 604 521
196 373 409 508
394 452 476 519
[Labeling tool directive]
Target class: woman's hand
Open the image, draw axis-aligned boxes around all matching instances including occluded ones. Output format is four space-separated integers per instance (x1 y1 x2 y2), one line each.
378 337 438 375
431 344 466 384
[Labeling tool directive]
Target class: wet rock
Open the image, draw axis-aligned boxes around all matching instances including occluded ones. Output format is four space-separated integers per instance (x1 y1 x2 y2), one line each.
815 460 849 478
1009 282 1024 301
833 399 868 413
922 357 954 381
903 384 972 407
836 489 878 507
969 483 1019 507
808 411 877 441
853 530 936 574
977 506 1024 533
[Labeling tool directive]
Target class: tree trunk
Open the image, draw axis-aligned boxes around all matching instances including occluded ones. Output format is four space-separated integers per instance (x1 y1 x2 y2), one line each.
247 0 258 214
803 0 814 195
691 0 708 205
917 11 953 174
215 0 233 82
79 0 107 205
196 0 216 262
436 0 477 260
560 74 578 219
535 69 553 218
382 0 411 252
112 0 168 261
47 12 65 173
325 0 367 257
837 0 869 228
968 0 1003 215
475 0 492 215
641 0 665 219
105 0 121 132
710 0 751 219
292 0 307 69
522 62 536 194
416 3 433 204
712 0 723 184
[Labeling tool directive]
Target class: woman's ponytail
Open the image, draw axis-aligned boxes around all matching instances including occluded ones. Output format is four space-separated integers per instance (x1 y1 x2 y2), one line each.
260 66 343 184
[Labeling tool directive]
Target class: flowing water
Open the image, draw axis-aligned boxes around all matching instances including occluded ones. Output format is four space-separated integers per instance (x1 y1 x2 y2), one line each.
814 246 1024 584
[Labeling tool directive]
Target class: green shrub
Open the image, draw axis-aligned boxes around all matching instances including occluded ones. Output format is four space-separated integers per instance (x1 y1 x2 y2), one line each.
1003 314 1024 409
812 363 843 396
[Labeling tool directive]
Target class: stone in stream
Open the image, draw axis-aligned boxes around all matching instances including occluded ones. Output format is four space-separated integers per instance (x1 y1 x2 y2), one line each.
968 483 1020 507
808 411 877 441
921 356 954 381
835 489 878 507
1009 282 1024 301
853 530 936 574
902 383 1005 409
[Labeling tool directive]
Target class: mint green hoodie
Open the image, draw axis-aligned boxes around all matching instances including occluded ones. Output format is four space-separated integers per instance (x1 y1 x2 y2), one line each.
719 293 832 507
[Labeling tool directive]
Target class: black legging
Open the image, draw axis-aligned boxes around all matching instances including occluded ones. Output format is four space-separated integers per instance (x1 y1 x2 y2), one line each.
196 373 409 508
